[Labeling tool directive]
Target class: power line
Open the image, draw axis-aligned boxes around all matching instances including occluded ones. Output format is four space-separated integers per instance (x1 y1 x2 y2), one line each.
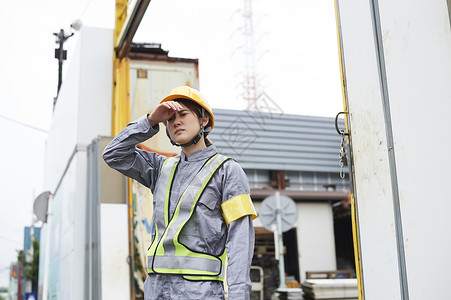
0 224 22 234
79 0 95 20
0 235 22 247
0 114 48 133
0 264 11 271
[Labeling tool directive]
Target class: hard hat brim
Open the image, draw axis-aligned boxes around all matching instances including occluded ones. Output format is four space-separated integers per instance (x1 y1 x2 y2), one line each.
160 94 215 129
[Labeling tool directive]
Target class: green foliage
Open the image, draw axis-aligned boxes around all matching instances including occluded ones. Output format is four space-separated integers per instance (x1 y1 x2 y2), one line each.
17 238 40 287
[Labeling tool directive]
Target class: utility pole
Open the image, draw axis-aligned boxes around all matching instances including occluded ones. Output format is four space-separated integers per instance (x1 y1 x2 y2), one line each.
53 29 73 104
53 20 82 108
18 250 23 300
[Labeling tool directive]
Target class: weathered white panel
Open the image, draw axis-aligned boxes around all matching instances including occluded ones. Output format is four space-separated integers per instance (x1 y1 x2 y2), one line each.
42 27 114 299
101 203 130 300
337 0 402 299
47 153 86 299
58 160 76 299
44 37 82 191
129 60 199 154
377 0 451 298
44 26 113 191
296 202 336 283
73 153 88 298
78 27 113 145
130 61 199 120
340 0 451 298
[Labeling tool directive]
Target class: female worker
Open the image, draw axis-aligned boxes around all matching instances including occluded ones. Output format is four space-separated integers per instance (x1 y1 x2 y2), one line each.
103 86 257 300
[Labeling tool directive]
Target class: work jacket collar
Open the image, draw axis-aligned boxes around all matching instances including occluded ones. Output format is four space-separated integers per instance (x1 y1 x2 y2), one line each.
180 144 218 162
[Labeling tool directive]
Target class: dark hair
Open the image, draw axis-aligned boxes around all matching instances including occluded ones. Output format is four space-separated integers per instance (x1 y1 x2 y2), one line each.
174 98 213 146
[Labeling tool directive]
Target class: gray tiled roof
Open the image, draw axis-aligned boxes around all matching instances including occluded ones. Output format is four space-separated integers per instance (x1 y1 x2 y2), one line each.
209 108 347 173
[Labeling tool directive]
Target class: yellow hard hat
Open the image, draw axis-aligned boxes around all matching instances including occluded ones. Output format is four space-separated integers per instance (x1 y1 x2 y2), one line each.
160 86 214 129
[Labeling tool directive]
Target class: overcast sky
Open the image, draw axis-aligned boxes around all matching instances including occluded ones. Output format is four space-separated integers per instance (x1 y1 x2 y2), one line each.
0 0 343 287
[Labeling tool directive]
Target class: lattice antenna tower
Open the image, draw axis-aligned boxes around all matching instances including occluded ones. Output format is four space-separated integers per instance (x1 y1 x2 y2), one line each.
243 0 258 111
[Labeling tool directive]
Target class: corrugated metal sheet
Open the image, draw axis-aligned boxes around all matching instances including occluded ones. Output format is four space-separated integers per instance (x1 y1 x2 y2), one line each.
209 108 348 174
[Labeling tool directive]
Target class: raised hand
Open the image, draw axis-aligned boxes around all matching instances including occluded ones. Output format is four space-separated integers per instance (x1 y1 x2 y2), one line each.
147 101 184 127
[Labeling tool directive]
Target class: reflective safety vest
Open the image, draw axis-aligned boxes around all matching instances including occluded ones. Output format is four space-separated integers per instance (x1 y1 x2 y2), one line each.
147 153 231 281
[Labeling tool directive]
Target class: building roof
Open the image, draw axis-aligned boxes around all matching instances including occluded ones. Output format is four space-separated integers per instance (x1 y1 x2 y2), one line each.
129 42 199 63
209 108 347 173
130 43 169 55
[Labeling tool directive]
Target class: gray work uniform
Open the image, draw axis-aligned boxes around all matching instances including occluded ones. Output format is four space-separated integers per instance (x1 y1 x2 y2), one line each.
103 115 255 300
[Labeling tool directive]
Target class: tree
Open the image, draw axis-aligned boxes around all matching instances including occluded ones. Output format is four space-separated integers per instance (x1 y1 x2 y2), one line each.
17 238 40 292
0 287 6 300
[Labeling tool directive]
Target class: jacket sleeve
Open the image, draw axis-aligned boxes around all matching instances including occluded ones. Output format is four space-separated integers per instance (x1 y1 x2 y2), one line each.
226 216 255 300
102 115 166 191
222 162 255 300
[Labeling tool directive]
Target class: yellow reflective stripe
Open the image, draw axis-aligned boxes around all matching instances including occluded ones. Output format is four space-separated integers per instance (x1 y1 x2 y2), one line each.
172 155 228 261
182 251 226 281
148 154 231 278
168 154 218 234
156 155 225 260
156 157 178 257
161 156 171 168
183 275 224 282
172 154 225 258
164 159 178 227
154 268 218 276
147 224 158 273
221 194 258 225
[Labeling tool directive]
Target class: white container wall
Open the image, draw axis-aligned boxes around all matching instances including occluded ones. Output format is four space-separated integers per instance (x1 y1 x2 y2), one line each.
296 202 336 283
337 0 451 299
100 204 130 300
40 27 121 299
39 26 202 300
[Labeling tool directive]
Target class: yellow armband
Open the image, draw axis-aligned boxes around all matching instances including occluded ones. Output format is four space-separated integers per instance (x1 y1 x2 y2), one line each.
221 194 258 225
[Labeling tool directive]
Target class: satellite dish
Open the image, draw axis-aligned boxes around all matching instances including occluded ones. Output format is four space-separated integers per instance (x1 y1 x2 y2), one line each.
259 192 297 233
33 191 52 223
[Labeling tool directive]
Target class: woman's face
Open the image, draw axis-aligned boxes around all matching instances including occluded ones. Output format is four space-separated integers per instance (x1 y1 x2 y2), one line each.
167 102 203 145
